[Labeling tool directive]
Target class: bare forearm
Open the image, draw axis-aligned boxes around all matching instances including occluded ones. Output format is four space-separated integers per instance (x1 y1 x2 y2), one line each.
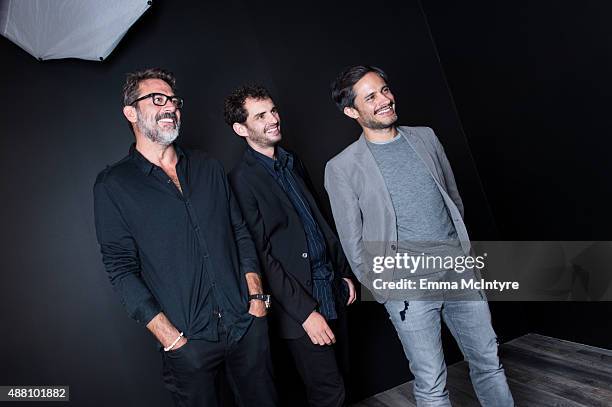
245 272 267 317
146 312 185 348
245 272 263 295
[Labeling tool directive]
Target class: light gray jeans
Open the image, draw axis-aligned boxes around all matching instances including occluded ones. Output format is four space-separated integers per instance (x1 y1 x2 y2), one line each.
384 293 514 406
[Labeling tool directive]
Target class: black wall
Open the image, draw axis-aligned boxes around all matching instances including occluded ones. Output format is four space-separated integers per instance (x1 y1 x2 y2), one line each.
421 0 612 240
421 0 612 349
0 1 609 406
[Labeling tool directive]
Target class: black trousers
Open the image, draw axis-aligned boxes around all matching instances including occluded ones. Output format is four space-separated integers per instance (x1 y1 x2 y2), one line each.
161 317 278 407
284 319 346 407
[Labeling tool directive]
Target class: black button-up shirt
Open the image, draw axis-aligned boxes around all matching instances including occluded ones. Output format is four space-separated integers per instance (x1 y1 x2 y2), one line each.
247 147 337 320
94 144 259 344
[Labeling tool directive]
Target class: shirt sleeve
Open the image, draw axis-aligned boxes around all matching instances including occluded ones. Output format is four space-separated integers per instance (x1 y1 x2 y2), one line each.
222 171 261 277
93 178 162 325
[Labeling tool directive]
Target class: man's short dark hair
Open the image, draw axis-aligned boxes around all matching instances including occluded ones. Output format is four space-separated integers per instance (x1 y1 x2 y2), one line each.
224 85 273 126
330 65 388 111
122 67 177 106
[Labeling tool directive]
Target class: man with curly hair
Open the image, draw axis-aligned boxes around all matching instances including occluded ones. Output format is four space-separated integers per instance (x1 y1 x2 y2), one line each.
224 85 356 407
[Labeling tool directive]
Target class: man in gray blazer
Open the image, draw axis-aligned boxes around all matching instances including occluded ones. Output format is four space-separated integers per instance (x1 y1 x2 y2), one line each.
324 66 514 406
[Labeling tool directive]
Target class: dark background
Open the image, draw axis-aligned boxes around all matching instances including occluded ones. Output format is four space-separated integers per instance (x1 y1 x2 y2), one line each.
0 0 610 406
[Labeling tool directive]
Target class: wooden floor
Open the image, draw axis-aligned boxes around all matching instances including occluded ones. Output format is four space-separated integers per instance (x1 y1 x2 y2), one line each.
352 333 612 407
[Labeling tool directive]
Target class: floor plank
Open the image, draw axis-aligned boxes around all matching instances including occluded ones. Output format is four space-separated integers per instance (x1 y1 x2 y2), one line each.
506 333 612 375
352 334 612 406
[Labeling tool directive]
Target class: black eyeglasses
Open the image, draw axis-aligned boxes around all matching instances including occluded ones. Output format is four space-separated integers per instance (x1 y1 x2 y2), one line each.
130 93 184 108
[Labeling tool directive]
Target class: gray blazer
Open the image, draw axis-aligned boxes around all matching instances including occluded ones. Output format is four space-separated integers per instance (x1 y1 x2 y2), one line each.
324 126 470 303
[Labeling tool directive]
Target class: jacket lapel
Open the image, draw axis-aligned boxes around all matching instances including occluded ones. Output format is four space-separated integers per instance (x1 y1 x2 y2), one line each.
355 135 397 218
291 171 330 232
243 150 295 211
399 127 442 185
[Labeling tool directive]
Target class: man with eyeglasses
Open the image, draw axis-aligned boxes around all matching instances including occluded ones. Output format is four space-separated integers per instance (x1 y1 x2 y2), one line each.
93 68 278 406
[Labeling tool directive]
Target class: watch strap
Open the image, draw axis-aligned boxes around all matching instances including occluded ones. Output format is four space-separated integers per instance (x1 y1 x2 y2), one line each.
249 294 271 309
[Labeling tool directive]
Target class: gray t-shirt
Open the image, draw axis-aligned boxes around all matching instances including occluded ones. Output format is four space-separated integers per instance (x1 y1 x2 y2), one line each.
367 134 462 258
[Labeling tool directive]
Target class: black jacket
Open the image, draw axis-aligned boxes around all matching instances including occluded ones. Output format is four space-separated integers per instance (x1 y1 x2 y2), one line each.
229 149 352 339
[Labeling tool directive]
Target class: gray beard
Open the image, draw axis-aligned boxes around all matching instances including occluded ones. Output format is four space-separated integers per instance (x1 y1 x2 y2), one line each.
138 117 180 146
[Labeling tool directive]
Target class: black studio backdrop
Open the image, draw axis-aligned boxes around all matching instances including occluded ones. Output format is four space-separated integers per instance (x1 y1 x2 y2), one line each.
0 1 609 406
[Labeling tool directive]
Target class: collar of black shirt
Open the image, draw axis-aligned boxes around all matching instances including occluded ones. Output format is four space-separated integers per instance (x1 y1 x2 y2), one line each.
129 143 188 175
247 145 293 172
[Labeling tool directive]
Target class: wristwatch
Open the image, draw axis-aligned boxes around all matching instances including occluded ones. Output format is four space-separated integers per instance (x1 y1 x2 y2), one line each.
249 294 271 309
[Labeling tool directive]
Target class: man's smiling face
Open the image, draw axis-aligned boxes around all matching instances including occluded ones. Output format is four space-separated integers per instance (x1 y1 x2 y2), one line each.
348 72 397 130
133 79 182 146
241 97 282 148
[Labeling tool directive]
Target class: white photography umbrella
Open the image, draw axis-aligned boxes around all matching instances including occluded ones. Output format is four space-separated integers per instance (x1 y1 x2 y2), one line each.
0 0 151 61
